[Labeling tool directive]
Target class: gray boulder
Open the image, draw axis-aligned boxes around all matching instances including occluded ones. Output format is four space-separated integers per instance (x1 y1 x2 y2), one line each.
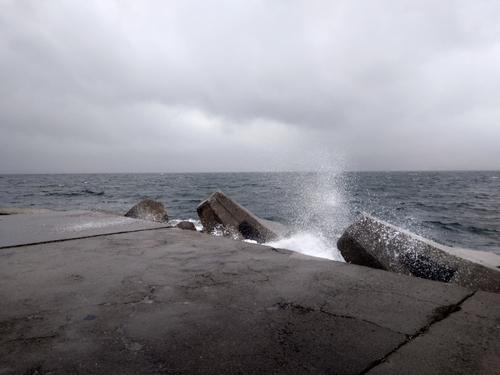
197 190 289 243
175 221 197 231
125 198 168 223
337 214 500 293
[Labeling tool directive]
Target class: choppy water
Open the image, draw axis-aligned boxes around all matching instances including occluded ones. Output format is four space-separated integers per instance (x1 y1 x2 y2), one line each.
1 171 499 258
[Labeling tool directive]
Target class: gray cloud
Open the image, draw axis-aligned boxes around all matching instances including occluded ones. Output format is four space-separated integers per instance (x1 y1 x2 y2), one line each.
1 0 500 172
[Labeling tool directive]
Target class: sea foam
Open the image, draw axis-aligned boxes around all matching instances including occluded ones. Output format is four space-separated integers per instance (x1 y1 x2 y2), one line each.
265 232 345 261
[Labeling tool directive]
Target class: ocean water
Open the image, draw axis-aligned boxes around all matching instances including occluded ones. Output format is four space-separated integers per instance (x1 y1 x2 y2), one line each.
1 171 499 259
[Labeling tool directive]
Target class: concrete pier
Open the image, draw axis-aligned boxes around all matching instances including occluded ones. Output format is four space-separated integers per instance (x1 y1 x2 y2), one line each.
1 211 499 374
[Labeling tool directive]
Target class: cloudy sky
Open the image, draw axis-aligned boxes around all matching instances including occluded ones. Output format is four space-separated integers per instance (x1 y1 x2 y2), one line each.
1 0 500 173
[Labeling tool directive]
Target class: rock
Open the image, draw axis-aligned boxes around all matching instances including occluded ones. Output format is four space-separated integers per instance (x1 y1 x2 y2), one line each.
175 221 197 231
197 190 289 243
124 198 168 223
337 214 500 293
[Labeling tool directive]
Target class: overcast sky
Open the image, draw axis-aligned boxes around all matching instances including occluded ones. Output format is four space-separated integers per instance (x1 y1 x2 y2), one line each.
1 0 500 173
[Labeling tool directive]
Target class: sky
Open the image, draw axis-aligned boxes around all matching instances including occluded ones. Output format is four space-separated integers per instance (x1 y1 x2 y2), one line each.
1 0 500 173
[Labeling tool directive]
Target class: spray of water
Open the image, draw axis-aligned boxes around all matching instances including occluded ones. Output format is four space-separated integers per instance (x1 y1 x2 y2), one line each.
263 148 353 261
173 144 354 261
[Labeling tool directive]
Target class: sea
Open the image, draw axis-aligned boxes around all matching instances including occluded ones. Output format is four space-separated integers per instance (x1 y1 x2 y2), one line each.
1 171 499 260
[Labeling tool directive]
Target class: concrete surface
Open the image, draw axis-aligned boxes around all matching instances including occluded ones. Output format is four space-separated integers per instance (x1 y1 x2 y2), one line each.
337 214 500 294
366 290 500 375
1 211 499 374
0 206 54 215
0 210 170 248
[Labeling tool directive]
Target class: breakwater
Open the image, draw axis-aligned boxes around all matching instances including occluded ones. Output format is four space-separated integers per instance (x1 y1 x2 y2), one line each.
1 171 499 256
1 209 499 374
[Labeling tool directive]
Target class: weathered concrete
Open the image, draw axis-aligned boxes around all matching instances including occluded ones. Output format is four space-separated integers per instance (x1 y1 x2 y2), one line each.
91 208 126 216
0 206 54 215
197 190 289 243
125 198 168 223
0 210 170 248
337 214 500 294
366 290 500 375
1 211 499 374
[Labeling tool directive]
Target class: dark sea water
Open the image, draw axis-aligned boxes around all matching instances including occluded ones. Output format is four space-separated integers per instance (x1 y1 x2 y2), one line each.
1 171 499 258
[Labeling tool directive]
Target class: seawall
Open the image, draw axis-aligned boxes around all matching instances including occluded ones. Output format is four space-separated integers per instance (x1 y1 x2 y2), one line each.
0 211 499 374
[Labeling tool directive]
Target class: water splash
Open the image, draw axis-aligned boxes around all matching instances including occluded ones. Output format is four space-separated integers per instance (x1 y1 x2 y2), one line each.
263 149 353 261
169 218 203 231
265 232 345 261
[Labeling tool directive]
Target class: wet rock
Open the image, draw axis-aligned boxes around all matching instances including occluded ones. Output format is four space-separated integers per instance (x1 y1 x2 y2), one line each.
337 214 500 293
197 190 289 243
175 221 197 231
125 198 168 223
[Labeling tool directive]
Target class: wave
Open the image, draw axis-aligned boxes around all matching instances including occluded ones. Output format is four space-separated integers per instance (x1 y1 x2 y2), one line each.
42 190 105 197
83 189 105 196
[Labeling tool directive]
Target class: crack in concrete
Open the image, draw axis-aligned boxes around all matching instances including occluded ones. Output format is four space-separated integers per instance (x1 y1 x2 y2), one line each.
317 277 471 306
270 247 292 255
283 301 410 335
319 308 404 333
96 285 158 307
181 266 277 289
114 285 158 354
275 300 387 329
273 299 407 334
357 290 477 375
0 226 171 249
181 277 230 289
276 301 320 314
4 333 58 345
245 266 271 283
356 286 457 305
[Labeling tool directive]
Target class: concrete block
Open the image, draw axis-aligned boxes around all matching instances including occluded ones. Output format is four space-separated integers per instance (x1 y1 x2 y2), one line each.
125 198 168 223
337 214 500 293
197 190 289 243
